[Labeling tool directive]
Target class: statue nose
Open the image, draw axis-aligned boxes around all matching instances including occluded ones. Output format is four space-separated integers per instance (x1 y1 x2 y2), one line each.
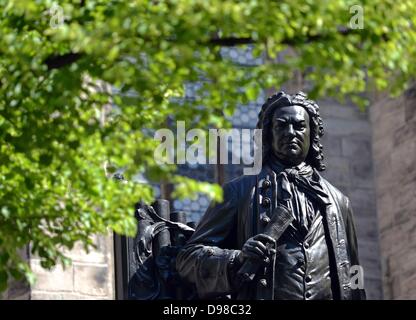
286 124 295 137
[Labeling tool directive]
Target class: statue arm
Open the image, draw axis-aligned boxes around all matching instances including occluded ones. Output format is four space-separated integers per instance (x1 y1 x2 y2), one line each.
176 181 241 299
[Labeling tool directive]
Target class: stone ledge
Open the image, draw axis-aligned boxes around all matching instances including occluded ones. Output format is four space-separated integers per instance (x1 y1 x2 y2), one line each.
31 291 113 300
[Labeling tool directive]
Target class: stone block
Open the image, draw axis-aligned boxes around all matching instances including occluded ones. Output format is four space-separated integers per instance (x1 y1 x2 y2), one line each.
31 259 73 292
401 274 416 299
341 137 372 160
369 98 384 124
31 292 65 300
355 216 379 242
321 156 351 187
63 235 110 264
404 97 416 122
350 160 374 188
370 95 405 125
360 256 382 281
348 187 377 217
393 120 416 147
73 263 111 297
407 219 416 251
358 240 382 263
31 291 111 300
324 118 371 137
372 154 393 188
377 197 394 234
379 225 408 259
391 140 416 185
389 249 412 279
321 134 342 157
319 99 366 120
372 139 393 177
393 207 410 227
372 110 405 143
378 230 396 257
400 250 416 282
390 274 402 299
365 279 383 300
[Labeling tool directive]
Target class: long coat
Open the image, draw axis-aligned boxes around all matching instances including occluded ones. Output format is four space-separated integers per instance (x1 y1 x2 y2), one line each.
176 165 366 300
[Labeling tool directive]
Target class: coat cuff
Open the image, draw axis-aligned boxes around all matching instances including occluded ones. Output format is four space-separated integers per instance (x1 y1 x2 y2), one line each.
194 247 241 299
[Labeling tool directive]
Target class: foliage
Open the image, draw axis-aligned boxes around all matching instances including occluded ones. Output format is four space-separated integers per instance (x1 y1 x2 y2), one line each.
1 0 415 291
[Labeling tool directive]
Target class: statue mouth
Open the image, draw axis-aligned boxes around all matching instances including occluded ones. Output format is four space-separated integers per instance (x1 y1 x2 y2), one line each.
284 141 300 149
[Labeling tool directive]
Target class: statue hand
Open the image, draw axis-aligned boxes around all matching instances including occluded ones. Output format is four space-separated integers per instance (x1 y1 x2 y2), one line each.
238 234 276 265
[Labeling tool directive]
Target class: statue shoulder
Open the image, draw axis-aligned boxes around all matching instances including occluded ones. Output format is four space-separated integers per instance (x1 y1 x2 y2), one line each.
318 175 350 206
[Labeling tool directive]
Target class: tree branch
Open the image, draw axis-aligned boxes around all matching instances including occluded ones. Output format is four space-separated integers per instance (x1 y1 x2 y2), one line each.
42 28 386 70
45 53 83 70
207 28 387 47
208 37 256 46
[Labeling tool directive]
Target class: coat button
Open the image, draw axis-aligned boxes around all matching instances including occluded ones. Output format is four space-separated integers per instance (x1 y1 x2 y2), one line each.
262 180 271 189
261 197 271 208
259 278 267 287
207 248 214 256
305 275 312 283
260 214 271 224
305 291 311 299
303 242 310 249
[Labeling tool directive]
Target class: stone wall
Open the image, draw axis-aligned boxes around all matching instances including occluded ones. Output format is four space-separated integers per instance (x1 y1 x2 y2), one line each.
319 99 382 299
370 92 416 299
30 235 115 300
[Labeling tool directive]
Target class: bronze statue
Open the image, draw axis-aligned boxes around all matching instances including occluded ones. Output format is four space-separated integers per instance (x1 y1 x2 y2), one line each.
176 91 366 300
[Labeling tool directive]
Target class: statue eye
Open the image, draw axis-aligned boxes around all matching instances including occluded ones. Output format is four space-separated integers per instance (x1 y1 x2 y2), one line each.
295 123 306 130
274 119 286 127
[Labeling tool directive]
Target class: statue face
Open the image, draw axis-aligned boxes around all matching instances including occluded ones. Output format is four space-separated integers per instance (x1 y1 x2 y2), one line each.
271 105 310 167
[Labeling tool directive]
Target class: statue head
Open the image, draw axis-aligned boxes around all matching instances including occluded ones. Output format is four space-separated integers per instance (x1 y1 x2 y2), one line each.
256 91 325 170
